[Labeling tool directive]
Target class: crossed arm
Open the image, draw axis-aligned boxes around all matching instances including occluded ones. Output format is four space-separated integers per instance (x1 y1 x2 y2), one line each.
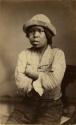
15 50 66 96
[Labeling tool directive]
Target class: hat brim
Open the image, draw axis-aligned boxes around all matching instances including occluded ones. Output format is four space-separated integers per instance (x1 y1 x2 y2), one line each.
23 20 56 36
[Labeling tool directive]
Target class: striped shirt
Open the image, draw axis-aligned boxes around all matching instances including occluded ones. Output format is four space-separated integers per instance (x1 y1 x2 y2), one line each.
15 45 66 100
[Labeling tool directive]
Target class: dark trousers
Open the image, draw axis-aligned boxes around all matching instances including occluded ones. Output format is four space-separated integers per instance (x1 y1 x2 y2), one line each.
7 90 63 125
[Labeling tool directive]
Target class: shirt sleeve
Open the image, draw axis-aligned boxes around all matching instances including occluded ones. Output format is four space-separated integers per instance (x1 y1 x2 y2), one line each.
15 51 33 92
39 49 66 90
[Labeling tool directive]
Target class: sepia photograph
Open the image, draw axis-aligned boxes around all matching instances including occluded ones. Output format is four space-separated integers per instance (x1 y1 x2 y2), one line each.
0 0 76 124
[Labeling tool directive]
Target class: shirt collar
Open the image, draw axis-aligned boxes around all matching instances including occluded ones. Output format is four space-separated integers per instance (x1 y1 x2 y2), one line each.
40 45 53 66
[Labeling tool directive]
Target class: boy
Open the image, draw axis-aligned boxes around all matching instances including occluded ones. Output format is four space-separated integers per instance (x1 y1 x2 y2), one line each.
7 14 66 125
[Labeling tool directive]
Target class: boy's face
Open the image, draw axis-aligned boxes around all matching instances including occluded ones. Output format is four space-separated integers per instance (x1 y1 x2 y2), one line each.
27 26 48 48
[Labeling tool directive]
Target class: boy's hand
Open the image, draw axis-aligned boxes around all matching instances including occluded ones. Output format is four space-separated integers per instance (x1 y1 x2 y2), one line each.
33 79 44 96
25 64 39 80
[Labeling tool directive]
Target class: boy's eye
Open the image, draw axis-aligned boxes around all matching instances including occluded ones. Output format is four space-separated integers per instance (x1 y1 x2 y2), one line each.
29 28 44 33
37 29 44 33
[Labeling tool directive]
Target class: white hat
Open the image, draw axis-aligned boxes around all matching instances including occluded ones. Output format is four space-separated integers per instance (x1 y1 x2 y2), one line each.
23 14 56 36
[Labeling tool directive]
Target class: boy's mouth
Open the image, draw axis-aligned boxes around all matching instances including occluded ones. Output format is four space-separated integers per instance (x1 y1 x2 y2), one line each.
32 40 39 44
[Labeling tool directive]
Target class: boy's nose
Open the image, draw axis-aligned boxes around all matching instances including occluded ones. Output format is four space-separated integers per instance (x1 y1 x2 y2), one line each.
33 31 39 37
